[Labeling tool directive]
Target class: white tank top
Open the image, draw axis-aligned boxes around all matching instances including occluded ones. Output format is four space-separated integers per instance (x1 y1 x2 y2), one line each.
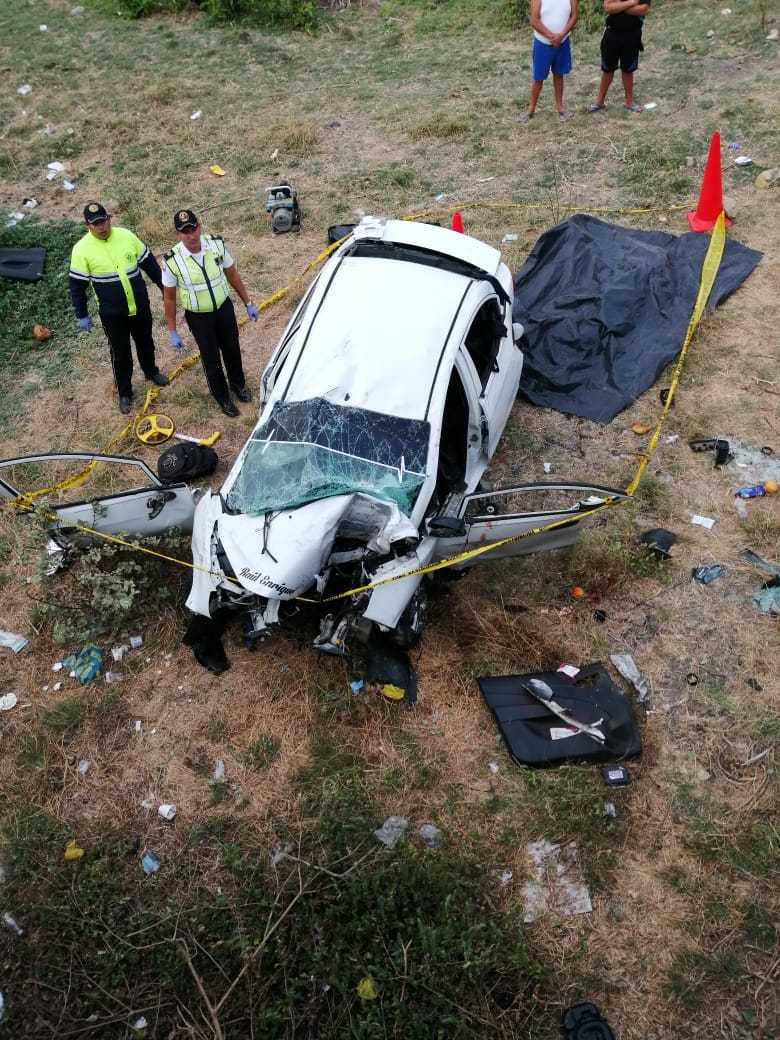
533 0 572 43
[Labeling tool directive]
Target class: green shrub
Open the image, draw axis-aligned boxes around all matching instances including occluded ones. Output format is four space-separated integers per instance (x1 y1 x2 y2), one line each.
112 0 317 30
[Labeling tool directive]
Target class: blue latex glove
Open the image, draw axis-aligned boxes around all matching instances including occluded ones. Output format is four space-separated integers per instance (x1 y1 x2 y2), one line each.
78 316 92 332
246 303 259 322
169 329 184 350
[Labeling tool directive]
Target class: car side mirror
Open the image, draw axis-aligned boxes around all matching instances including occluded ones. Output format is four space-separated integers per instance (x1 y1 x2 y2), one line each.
512 321 525 345
427 515 466 538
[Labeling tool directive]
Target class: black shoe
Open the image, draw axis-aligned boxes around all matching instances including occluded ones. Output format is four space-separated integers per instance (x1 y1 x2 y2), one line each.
218 398 240 417
148 371 169 387
232 386 252 403
119 395 133 415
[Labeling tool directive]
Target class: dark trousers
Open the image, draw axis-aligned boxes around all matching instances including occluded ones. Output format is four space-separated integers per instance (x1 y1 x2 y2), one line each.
184 298 246 405
100 308 159 398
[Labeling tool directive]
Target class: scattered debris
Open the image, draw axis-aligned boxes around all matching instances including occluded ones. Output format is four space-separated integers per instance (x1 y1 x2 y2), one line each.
522 840 592 923
434 192 446 202
643 101 657 110
593 609 607 623
374 816 408 849
157 804 177 821
64 839 84 862
62 645 103 685
689 436 731 466
501 232 519 244
270 147 279 160
488 760 500 774
141 851 161 875
0 630 27 653
735 156 753 166
609 653 649 702
111 645 128 662
0 693 18 712
129 634 143 649
631 422 652 435
46 160 65 177
479 663 642 766
134 720 142 733
349 679 364 695
77 759 90 776
40 24 47 31
686 672 699 686
767 28 779 41
557 664 580 679
357 977 378 1001
62 179 75 192
32 323 51 342
543 461 552 473
736 481 777 498
17 84 32 96
365 638 417 705
692 564 725 584
419 823 442 848
691 514 716 530
71 5 85 13
209 164 226 176
190 110 202 120
53 682 62 692
2 913 23 936
603 801 617 818
563 1003 617 1040
639 528 676 559
601 765 630 787
499 869 513 886
213 759 226 782
381 683 405 701
131 1017 148 1034
665 434 679 444
753 583 780 616
570 586 585 599
742 548 780 578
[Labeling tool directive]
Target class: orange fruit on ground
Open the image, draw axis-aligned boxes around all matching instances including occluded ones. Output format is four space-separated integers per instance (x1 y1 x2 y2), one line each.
571 586 586 599
764 480 778 494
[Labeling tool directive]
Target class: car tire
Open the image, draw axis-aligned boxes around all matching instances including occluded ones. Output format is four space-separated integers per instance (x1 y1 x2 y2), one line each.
389 587 428 650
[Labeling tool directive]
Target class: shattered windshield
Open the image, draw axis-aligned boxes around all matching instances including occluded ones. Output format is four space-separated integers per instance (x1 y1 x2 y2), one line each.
225 398 429 517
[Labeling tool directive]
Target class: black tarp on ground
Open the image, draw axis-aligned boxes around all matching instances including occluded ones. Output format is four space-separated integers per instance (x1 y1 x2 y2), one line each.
512 215 762 423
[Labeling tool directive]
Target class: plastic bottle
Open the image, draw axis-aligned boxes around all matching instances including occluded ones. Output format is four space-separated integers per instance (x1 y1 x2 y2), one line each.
735 482 776 499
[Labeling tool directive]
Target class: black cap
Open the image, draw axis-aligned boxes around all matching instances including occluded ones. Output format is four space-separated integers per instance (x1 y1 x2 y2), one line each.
83 202 108 224
174 208 199 231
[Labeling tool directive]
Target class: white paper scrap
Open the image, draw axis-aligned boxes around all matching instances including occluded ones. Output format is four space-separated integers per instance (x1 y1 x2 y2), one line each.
691 514 716 530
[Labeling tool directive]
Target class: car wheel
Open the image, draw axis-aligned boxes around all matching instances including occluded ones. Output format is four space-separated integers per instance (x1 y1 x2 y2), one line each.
389 587 428 650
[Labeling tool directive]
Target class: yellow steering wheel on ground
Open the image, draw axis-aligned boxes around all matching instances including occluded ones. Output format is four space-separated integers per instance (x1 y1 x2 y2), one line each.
135 413 175 446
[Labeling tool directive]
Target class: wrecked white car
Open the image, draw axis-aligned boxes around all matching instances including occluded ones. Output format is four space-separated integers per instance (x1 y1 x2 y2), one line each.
0 219 626 669
184 218 626 658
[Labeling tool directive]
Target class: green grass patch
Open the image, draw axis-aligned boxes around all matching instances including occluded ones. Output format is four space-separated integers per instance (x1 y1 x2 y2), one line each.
42 695 86 736
244 734 280 770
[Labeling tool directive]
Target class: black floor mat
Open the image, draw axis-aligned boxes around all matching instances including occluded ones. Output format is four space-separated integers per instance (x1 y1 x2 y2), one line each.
0 247 46 282
477 662 641 767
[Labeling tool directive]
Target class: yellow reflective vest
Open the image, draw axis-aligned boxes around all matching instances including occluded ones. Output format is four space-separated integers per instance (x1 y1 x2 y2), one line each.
162 235 230 313
69 226 160 318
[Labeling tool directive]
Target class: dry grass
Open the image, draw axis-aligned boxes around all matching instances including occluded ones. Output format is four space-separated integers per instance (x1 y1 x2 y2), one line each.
0 0 779 1035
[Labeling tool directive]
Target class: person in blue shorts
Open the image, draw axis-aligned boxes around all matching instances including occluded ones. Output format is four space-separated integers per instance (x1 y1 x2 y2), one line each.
522 0 578 122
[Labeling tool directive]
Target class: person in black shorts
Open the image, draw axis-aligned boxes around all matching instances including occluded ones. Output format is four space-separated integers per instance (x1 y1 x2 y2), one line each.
587 0 650 114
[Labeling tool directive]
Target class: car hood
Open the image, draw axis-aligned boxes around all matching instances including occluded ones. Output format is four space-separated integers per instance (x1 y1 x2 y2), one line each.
216 492 418 600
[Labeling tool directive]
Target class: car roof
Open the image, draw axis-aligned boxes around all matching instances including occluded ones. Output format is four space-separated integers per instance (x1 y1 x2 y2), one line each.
278 252 481 422
373 218 502 277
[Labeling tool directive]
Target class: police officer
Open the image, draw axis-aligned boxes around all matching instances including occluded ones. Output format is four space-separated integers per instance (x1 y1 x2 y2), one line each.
162 209 257 417
69 202 168 414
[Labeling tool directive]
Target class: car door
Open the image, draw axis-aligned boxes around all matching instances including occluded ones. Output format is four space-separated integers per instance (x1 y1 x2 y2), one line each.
0 453 197 537
460 293 523 456
429 482 629 565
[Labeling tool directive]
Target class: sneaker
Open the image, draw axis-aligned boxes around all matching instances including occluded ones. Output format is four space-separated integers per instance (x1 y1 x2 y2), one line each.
149 371 169 387
625 102 643 113
219 398 240 418
519 111 535 123
232 386 252 403
119 395 133 415
586 103 606 113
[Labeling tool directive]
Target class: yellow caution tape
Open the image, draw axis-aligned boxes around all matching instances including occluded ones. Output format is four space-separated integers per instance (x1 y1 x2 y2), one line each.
7 213 725 606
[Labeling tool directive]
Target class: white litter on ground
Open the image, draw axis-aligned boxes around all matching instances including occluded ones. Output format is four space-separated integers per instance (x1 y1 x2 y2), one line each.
522 840 592 923
691 514 716 530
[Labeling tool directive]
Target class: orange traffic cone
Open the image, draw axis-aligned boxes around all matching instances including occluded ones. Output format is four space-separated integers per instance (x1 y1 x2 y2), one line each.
688 131 731 232
451 211 464 234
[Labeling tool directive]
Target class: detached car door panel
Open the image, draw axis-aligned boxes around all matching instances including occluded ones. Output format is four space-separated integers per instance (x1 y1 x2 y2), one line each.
0 453 197 537
431 482 628 565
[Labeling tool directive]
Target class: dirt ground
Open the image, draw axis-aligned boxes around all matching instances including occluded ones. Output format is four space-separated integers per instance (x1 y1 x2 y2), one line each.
0 1 778 1037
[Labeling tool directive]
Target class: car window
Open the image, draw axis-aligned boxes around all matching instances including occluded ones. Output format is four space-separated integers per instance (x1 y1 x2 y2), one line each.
464 298 504 388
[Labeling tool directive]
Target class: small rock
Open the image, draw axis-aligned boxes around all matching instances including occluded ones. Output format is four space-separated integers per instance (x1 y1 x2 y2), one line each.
722 193 737 219
767 28 779 41
755 167 780 189
706 29 715 37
